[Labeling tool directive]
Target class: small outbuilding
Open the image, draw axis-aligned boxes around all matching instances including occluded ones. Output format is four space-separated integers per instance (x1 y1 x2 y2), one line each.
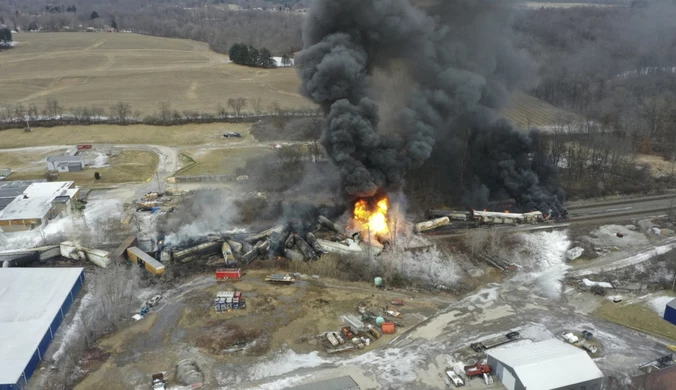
486 339 604 390
665 298 676 326
46 155 85 172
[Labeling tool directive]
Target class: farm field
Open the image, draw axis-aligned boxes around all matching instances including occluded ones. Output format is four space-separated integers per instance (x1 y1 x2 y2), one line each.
0 32 312 115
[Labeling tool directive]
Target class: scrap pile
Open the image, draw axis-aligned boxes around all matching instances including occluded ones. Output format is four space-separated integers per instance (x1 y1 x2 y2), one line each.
317 300 405 354
135 192 178 213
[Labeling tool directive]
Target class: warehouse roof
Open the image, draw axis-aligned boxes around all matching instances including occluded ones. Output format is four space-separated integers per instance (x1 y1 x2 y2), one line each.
46 155 83 162
0 181 74 220
0 268 84 385
0 180 43 212
487 339 603 390
287 376 360 390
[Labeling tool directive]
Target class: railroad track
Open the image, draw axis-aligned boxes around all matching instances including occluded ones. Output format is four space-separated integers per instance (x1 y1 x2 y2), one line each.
424 194 676 240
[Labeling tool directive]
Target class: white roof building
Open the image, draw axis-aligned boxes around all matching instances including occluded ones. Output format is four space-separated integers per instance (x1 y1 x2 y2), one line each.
0 181 77 231
486 339 604 390
0 268 85 388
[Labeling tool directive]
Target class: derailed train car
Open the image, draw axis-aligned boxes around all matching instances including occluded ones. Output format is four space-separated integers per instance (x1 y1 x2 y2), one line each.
126 246 166 276
427 209 547 226
471 210 545 225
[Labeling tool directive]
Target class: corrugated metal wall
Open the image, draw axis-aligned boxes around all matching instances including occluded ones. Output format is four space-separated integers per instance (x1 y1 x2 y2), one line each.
665 302 676 325
1 270 84 390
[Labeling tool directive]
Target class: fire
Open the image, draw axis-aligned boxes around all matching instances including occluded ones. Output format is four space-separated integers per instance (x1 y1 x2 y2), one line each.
504 210 510 213
352 194 390 238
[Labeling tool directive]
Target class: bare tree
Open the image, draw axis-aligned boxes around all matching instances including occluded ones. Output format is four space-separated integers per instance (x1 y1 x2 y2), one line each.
27 103 39 120
227 97 247 117
251 96 264 115
13 103 26 120
216 103 227 118
158 101 172 123
45 99 62 118
110 101 131 124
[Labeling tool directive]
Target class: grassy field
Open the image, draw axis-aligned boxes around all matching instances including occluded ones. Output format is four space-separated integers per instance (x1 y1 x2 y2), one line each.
0 147 68 177
594 299 676 342
5 150 159 186
0 32 312 115
177 146 274 177
0 123 253 148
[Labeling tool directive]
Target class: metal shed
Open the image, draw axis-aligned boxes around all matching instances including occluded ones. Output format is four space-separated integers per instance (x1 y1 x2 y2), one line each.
486 339 604 390
665 298 676 326
0 268 85 390
286 376 360 390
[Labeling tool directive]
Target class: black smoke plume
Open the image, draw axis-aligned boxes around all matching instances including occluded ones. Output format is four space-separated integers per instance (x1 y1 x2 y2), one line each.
296 0 565 216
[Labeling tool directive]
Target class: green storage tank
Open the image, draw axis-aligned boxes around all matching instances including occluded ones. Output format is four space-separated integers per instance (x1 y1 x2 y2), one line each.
374 277 383 287
375 316 385 326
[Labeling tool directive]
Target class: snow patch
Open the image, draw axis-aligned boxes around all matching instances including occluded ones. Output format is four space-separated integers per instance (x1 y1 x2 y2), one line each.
582 279 613 289
648 296 675 317
247 350 332 381
512 230 571 299
52 292 93 362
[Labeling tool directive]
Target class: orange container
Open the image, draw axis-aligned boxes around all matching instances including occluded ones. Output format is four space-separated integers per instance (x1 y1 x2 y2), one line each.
382 322 395 334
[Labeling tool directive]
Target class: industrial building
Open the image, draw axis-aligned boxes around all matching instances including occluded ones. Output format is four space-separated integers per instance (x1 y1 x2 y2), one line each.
664 298 676 326
46 155 85 172
286 376 360 390
0 180 44 212
0 181 79 232
486 339 604 390
0 268 85 390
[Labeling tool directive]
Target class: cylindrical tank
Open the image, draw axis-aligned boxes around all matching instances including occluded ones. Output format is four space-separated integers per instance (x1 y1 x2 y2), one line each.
374 277 383 287
375 316 385 326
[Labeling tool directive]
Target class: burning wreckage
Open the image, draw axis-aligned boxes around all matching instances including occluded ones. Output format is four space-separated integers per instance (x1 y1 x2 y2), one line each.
163 194 397 265
160 191 567 267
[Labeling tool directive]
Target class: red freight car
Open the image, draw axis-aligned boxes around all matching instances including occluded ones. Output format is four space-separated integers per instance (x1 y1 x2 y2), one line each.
216 268 242 280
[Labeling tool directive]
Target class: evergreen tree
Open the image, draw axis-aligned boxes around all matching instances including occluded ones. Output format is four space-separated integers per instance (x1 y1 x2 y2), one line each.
90 11 100 20
111 17 118 30
0 28 12 46
258 48 275 68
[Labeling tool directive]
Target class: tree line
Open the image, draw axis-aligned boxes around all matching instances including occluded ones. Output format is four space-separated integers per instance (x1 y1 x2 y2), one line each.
1 0 303 55
0 99 320 130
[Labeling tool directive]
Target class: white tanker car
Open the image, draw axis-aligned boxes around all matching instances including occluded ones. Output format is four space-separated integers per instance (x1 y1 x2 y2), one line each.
471 210 546 225
427 209 547 226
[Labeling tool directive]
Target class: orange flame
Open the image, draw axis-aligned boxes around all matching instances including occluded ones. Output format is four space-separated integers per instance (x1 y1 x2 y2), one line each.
504 210 510 213
352 195 390 238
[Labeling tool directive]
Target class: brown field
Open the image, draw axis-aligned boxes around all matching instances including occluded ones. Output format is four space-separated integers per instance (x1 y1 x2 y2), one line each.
0 32 312 115
0 123 253 149
4 150 159 186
